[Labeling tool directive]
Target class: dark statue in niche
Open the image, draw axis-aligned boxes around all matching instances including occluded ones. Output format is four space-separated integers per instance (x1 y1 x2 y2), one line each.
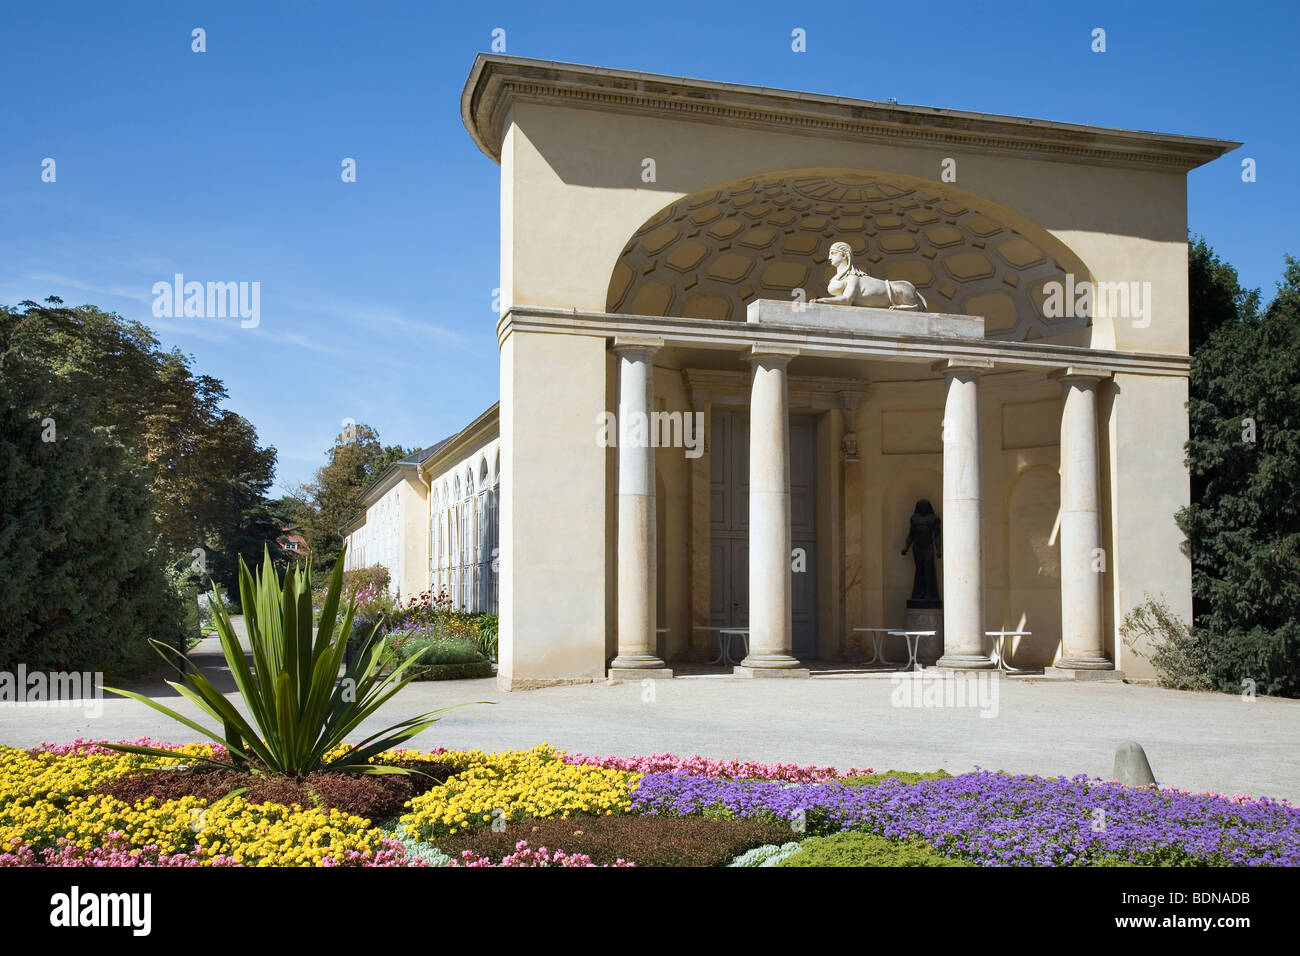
900 499 942 607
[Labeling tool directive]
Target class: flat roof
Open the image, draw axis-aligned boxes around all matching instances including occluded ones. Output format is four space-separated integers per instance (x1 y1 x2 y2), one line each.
463 55 1239 173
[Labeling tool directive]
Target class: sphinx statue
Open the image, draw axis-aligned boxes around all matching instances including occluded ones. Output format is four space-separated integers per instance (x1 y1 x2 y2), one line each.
814 241 929 311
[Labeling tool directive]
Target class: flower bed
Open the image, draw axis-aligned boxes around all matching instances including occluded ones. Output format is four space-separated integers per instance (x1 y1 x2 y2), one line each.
438 814 793 867
1 739 1296 867
630 770 1300 866
562 751 875 782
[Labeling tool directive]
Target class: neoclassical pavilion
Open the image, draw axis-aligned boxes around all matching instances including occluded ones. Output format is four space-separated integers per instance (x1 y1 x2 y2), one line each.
461 55 1237 689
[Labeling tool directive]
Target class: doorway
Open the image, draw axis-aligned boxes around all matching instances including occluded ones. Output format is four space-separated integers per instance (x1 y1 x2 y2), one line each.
709 408 818 658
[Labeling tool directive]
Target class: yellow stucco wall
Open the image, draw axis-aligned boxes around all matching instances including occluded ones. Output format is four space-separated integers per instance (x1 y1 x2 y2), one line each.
476 58 1216 684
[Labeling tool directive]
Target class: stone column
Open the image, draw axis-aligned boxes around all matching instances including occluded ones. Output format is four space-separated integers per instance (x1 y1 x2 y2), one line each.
687 394 713 661
1053 368 1114 672
840 394 865 660
738 346 809 677
935 359 994 669
609 337 672 680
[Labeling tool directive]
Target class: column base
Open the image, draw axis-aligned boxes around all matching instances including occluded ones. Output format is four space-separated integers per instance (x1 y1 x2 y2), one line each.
734 663 811 679
608 653 670 683
608 666 674 683
1056 656 1114 669
935 654 994 670
1048 661 1123 681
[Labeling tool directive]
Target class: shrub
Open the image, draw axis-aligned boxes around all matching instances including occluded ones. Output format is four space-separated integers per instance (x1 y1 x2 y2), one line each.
838 770 953 788
473 614 499 660
168 569 203 653
1120 595 1215 692
386 589 453 631
353 583 399 619
410 660 493 681
388 633 492 681
342 565 389 597
779 831 972 867
198 584 238 624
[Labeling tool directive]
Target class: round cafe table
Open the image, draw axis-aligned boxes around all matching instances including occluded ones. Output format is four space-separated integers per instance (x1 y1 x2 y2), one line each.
692 626 749 665
851 627 897 666
887 630 936 672
986 630 1031 672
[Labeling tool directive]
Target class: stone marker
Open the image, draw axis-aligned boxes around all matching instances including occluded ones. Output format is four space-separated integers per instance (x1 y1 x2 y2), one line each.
1113 741 1156 787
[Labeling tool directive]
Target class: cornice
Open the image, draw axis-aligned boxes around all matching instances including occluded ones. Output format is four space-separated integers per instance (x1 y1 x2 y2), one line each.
463 55 1239 173
499 304 1190 378
418 403 501 481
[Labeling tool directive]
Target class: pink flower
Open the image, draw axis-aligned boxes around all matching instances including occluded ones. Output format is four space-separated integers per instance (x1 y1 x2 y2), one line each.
563 751 872 782
450 841 634 867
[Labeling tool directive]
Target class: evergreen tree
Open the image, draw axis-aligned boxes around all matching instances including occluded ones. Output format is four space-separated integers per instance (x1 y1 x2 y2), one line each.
0 303 184 674
1177 254 1300 696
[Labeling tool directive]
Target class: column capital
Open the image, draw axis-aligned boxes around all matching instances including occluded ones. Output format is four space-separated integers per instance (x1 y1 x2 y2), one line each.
611 335 664 357
931 357 995 376
839 387 868 411
747 344 800 366
1049 366 1113 384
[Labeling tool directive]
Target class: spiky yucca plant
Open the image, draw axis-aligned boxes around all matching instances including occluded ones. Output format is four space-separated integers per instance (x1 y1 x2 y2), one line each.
105 548 465 776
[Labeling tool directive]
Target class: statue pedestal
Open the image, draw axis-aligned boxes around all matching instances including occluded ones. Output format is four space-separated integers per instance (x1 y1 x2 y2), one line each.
746 299 984 340
905 602 944 666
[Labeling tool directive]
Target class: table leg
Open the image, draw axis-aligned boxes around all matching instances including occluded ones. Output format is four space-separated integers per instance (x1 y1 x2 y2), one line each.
867 634 882 665
709 632 724 665
998 635 1014 672
876 634 895 667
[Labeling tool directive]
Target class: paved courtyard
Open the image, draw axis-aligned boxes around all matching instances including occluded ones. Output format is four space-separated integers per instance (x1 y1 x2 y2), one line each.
3 626 1297 802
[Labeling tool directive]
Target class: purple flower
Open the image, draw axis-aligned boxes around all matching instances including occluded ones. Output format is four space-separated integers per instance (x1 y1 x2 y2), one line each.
629 771 1300 866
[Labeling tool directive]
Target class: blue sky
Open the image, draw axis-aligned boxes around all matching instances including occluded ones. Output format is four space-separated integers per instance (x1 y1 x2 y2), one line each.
2 0 1295 494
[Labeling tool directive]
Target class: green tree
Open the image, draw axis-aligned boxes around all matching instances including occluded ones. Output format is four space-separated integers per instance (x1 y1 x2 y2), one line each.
294 424 406 570
1177 253 1300 697
364 443 413 491
1188 235 1261 353
4 301 279 596
0 302 185 674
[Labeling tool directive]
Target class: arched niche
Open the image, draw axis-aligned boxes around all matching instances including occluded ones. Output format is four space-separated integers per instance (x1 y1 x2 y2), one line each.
607 168 1098 344
1003 464 1062 668
881 466 943 657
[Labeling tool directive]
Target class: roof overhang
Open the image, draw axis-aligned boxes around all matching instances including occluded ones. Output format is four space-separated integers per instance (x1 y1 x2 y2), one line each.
358 461 423 508
462 54 1239 173
418 403 500 481
340 509 367 536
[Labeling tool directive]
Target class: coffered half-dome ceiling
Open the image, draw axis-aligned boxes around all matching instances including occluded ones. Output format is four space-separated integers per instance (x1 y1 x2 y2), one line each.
606 172 1094 342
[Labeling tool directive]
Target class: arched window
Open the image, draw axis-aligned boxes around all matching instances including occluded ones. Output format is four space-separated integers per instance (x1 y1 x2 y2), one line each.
451 477 462 606
476 457 491 612
490 448 501 613
462 467 475 610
